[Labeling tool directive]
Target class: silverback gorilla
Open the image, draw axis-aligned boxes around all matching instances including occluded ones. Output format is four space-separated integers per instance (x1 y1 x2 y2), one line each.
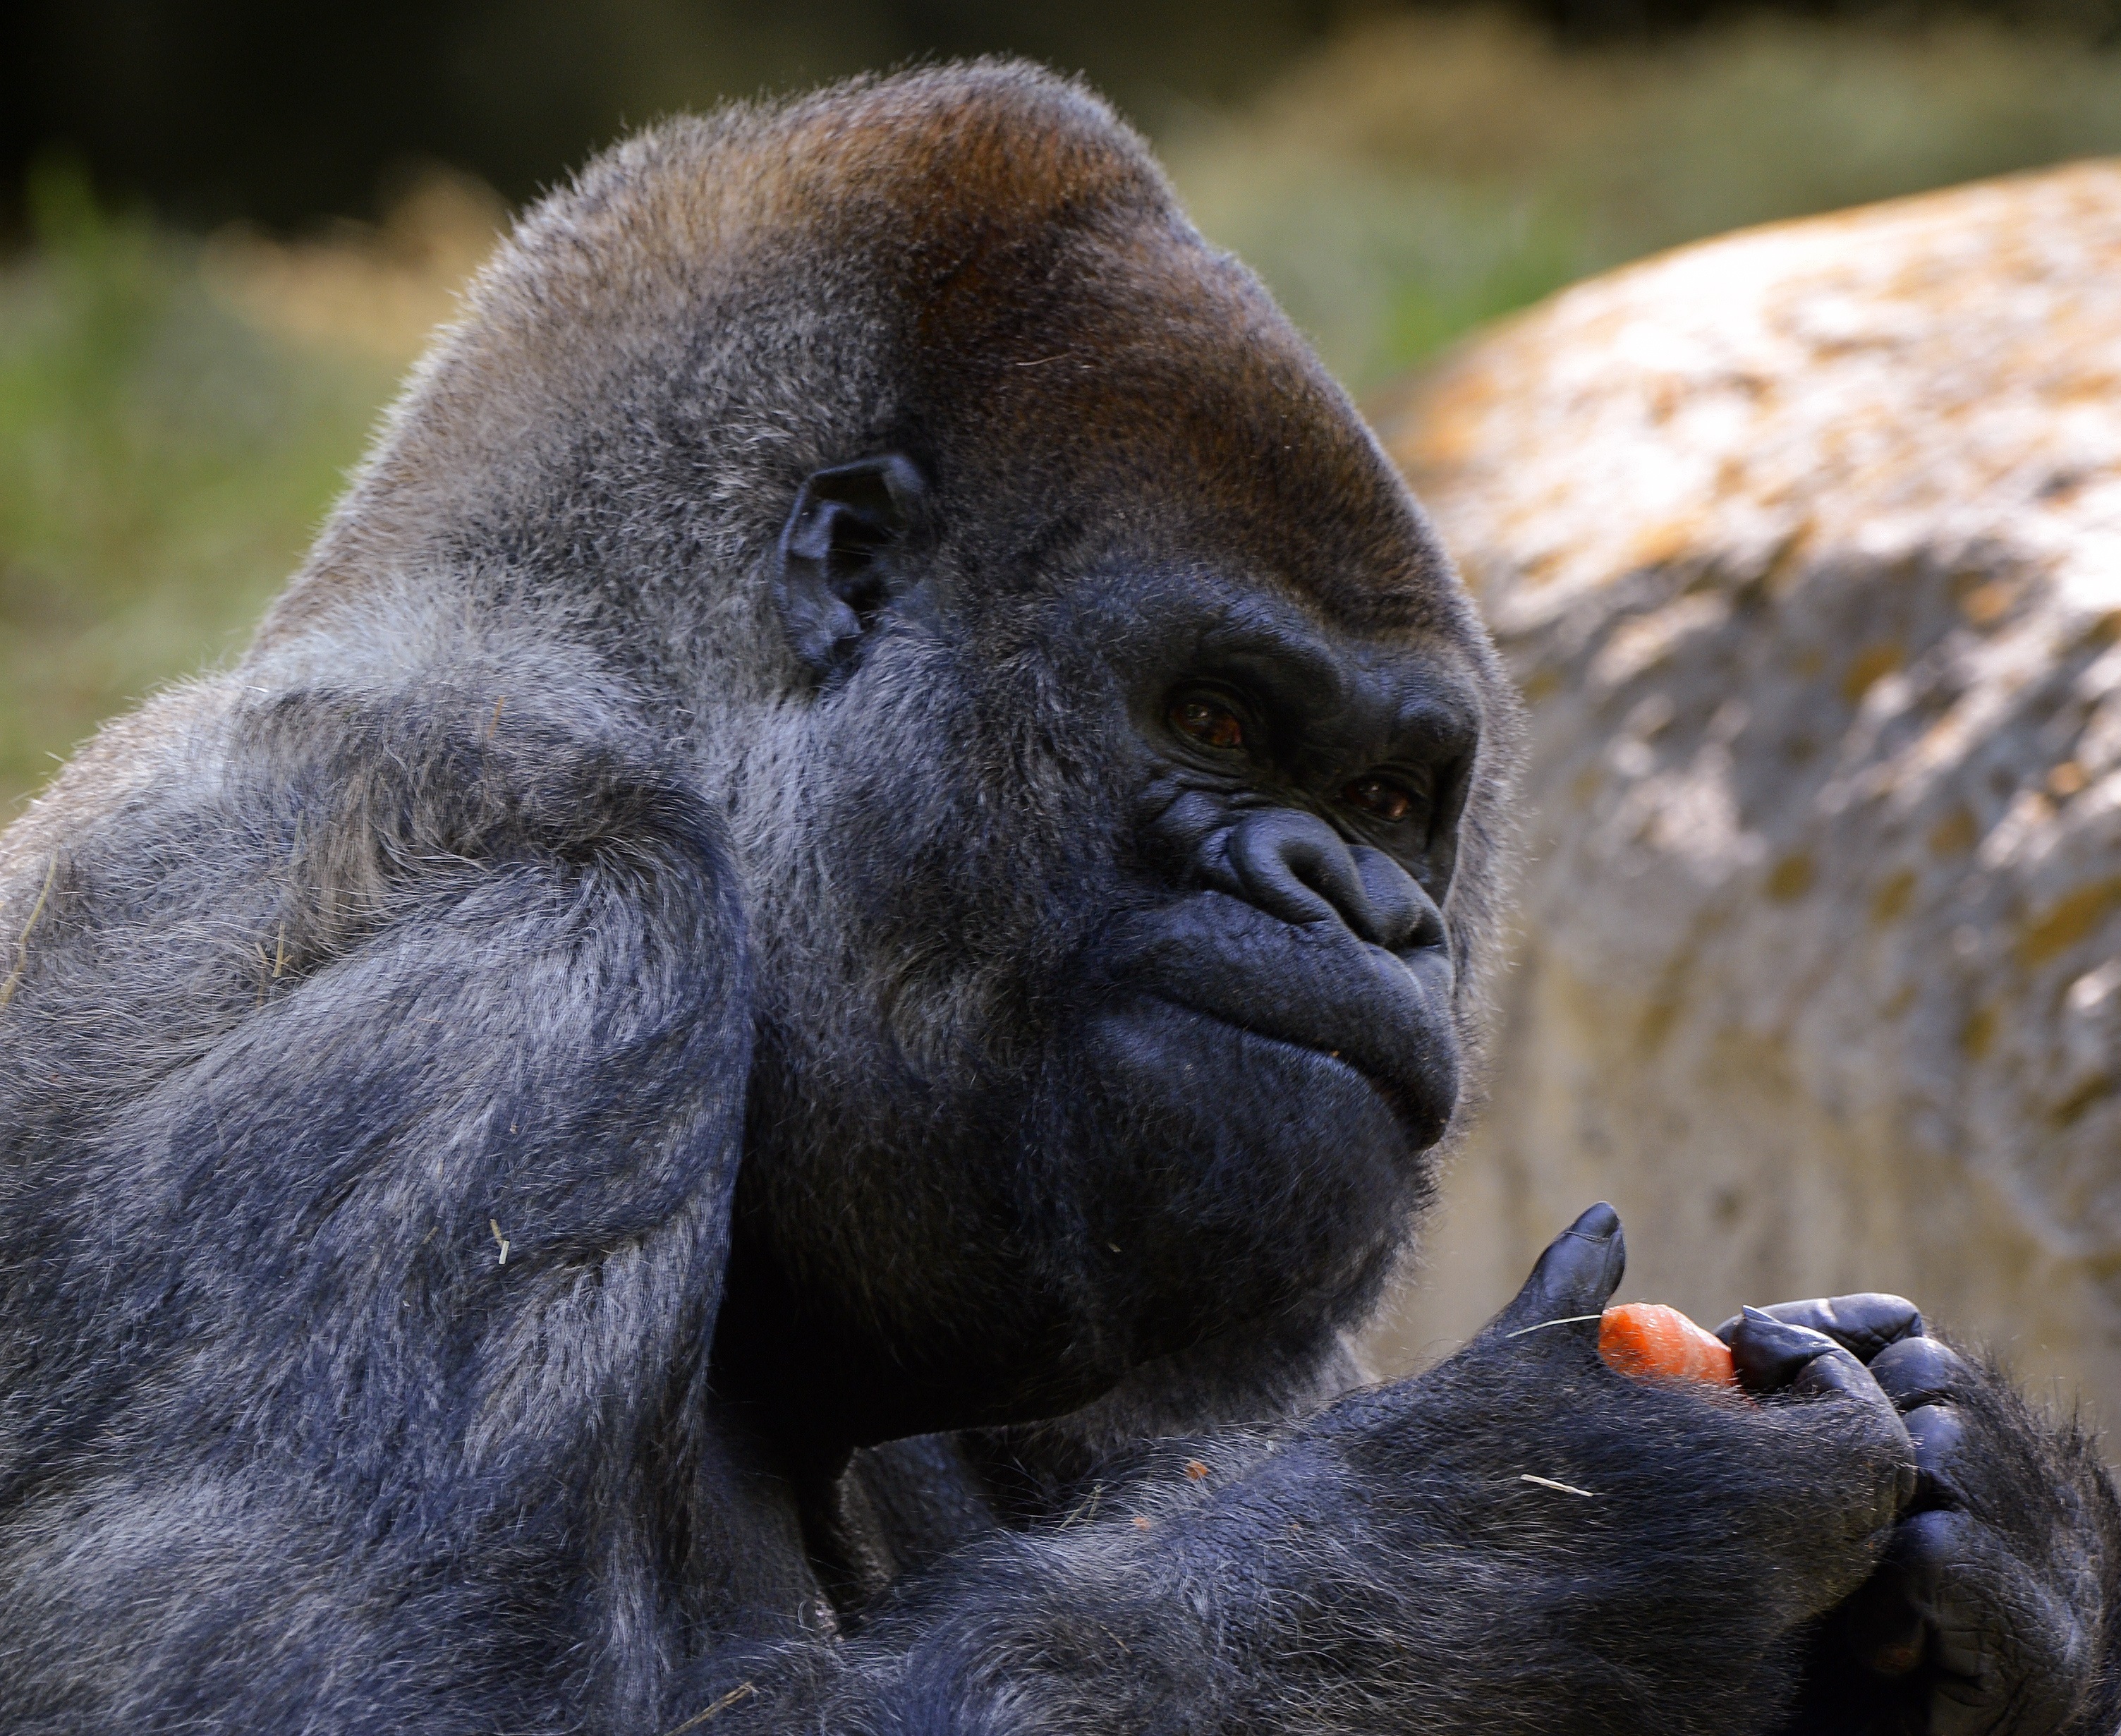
1 63 2117 1736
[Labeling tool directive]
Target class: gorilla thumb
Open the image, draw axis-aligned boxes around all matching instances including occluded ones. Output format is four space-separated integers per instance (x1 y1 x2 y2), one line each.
1481 1203 1627 1349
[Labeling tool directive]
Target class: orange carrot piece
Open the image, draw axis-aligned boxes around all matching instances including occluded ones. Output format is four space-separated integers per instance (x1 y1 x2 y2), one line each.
1599 1303 1738 1388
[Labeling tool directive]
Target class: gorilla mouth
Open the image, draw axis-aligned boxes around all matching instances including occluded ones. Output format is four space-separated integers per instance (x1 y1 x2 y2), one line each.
1138 992 1447 1151
1087 891 1461 1153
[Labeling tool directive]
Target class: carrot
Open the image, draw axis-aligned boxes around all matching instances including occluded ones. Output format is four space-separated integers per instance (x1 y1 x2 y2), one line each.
1598 1303 1737 1389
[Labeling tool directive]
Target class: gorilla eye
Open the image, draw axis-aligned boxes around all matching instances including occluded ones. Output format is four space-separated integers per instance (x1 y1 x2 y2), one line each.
1170 697 1246 752
1342 775 1421 824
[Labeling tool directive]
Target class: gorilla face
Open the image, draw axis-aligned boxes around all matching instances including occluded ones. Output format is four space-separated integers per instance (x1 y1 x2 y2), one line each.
1050 564 1474 1340
720 445 1490 1446
1071 564 1472 1155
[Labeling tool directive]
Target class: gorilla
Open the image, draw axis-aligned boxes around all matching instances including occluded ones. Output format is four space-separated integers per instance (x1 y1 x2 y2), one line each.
0 63 2115 1736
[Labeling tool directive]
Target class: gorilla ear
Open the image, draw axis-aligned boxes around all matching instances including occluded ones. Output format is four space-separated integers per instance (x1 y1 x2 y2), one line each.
773 454 928 679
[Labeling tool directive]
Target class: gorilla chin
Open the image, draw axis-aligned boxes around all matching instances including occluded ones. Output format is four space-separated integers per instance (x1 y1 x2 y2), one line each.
1067 999 1436 1347
1057 891 1461 1359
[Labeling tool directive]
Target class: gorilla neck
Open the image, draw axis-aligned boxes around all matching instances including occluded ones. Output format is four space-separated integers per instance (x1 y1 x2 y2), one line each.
709 1202 1376 1471
708 1215 1087 1458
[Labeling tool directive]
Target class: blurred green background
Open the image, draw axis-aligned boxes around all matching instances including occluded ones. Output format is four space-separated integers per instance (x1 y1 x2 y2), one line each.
11 0 2121 811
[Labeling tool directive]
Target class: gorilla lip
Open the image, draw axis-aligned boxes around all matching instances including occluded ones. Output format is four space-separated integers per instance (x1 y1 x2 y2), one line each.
1138 991 1451 1151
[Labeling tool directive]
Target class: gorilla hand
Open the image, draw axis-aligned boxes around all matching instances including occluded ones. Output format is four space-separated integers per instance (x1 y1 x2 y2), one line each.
1474 1210 1913 1565
1718 1299 2121 1735
1281 1208 1916 1732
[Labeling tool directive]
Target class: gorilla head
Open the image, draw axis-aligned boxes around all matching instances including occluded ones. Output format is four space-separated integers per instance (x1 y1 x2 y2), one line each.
252 63 1517 1450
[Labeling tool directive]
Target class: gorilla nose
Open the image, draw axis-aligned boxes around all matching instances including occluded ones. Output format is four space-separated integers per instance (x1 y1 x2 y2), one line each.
1220 810 1442 953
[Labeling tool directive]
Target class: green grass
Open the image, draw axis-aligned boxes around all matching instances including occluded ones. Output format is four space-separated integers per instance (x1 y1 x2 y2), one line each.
10 13 2121 811
0 166 398 815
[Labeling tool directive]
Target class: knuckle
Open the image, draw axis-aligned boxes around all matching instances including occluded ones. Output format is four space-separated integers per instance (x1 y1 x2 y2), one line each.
1897 1505 1979 1571
1904 1402 1971 1506
1871 1336 1975 1409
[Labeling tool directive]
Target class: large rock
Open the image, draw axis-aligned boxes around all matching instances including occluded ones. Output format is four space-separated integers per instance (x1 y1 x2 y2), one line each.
1366 161 2121 1416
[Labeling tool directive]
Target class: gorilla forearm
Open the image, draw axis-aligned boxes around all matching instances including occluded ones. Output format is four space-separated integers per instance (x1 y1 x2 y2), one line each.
0 691 757 1730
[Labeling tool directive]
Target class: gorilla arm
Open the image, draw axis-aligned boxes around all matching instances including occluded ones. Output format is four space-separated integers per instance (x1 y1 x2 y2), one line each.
0 689 762 1731
682 1211 1939 1736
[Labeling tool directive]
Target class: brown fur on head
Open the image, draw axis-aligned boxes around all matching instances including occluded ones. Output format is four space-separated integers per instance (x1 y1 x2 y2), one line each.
257 63 1480 673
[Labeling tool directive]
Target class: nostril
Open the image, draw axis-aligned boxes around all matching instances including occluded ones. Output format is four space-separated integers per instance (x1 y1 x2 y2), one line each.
1221 811 1440 950
1352 848 1442 954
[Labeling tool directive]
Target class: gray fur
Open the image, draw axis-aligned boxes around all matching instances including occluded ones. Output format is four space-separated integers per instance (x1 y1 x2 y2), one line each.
1 61 2112 1736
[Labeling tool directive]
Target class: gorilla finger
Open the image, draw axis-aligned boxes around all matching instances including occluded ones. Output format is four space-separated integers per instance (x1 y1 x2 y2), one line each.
1485 1203 1626 1346
1728 1308 1847 1392
1792 1345 1890 1404
1729 1311 1914 1510
1870 1336 1974 1412
1796 1344 1919 1510
1903 1404 1970 1507
1882 1507 2081 1736
1847 1511 1987 1677
1893 1512 2016 1730
1713 1294 1924 1361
